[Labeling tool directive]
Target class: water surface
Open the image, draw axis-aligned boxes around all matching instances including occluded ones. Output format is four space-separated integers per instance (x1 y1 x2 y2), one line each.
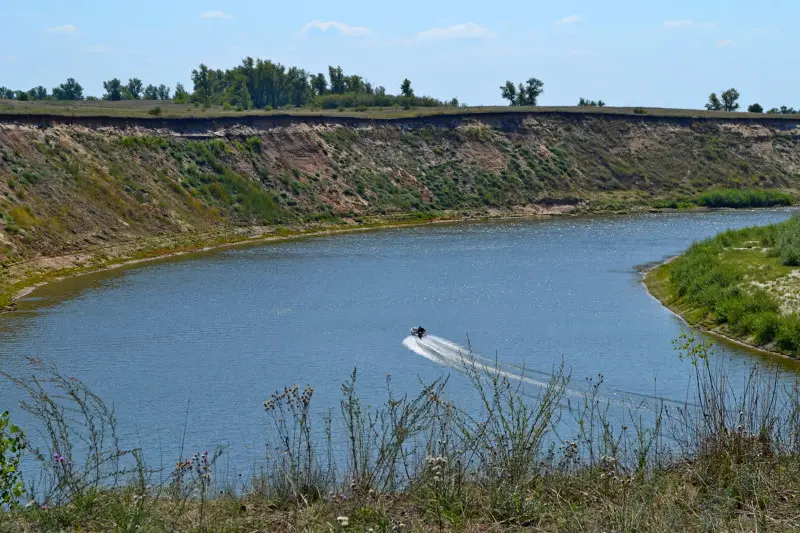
1 209 798 471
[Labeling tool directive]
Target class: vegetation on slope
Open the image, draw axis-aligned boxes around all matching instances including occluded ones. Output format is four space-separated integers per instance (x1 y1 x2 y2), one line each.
1 113 799 309
3 335 800 531
646 214 800 356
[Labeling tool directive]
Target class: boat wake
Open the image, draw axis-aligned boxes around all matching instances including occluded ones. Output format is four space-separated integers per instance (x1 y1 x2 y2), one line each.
402 334 673 411
401 334 599 404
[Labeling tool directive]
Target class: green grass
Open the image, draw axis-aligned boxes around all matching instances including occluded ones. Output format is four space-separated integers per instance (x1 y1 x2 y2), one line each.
646 216 800 355
653 188 794 209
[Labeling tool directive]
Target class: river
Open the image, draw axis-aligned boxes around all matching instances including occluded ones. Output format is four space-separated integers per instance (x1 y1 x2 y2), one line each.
1 208 799 476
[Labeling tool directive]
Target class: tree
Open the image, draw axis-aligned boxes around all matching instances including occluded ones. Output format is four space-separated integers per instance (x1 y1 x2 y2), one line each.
52 78 84 100
720 88 740 111
344 74 365 94
173 83 189 103
310 73 327 96
705 92 723 111
156 84 170 100
748 103 763 113
578 98 605 107
0 87 13 99
125 78 143 100
191 64 212 104
143 84 159 100
328 66 345 94
400 78 414 97
13 90 28 101
102 78 123 101
500 81 517 105
517 77 544 106
27 86 47 100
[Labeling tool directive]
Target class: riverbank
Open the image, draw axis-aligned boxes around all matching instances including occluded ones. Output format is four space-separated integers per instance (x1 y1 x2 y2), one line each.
643 215 800 359
2 203 586 310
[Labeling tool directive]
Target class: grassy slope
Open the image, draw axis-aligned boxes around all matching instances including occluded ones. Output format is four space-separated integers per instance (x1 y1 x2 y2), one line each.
645 220 800 357
1 110 800 307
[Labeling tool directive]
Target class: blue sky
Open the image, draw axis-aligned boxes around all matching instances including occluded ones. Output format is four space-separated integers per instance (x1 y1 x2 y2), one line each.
1 0 797 108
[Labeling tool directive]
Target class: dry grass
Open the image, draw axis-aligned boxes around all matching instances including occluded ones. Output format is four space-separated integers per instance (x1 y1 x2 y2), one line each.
3 98 800 121
4 334 800 531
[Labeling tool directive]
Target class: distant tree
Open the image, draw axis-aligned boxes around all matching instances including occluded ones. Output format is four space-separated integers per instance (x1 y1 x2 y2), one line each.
125 78 143 100
705 92 723 111
310 73 328 96
13 90 29 101
173 82 189 104
400 78 414 98
779 106 798 114
364 81 374 95
52 78 84 100
449 97 459 107
721 88 740 111
767 107 780 114
0 87 13 99
578 97 606 107
375 85 386 96
191 64 212 104
102 78 124 101
328 66 345 94
143 84 159 100
517 77 544 106
344 74 365 94
223 74 252 108
500 81 517 105
156 84 170 100
27 86 47 100
748 103 764 113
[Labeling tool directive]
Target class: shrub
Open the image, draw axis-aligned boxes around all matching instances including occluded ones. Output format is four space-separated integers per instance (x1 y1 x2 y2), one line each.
774 215 800 266
147 106 162 116
633 107 647 114
695 188 792 208
0 411 25 508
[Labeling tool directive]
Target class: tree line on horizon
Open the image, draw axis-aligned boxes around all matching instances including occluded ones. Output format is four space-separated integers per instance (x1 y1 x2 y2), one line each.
0 58 460 111
705 88 798 115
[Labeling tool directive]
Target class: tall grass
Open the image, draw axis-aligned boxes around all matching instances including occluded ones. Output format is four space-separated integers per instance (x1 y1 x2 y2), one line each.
664 216 800 354
695 188 793 208
5 335 800 530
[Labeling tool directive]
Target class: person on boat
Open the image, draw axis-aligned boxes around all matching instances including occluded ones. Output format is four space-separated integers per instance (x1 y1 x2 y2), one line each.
415 326 426 338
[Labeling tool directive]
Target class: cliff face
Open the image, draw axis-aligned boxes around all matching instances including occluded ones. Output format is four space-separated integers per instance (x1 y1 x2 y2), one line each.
0 112 799 272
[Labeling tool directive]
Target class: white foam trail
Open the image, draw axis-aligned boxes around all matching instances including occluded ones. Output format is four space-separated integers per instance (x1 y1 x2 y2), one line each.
402 335 666 411
402 335 587 401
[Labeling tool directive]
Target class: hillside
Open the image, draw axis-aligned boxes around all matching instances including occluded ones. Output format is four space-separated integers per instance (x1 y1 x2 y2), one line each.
1 109 800 306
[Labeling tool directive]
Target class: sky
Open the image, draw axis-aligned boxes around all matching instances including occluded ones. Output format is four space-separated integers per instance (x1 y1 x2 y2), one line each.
1 0 797 108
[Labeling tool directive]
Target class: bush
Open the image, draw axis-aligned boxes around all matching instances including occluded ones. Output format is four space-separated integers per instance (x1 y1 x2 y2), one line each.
695 189 792 208
147 106 162 116
775 215 800 266
633 107 647 114
0 411 25 508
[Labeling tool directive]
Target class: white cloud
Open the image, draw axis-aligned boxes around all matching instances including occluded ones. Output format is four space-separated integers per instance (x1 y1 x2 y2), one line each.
85 45 117 54
414 22 494 40
200 11 232 19
556 15 581 25
663 20 716 29
301 20 373 37
716 39 735 48
45 24 79 35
